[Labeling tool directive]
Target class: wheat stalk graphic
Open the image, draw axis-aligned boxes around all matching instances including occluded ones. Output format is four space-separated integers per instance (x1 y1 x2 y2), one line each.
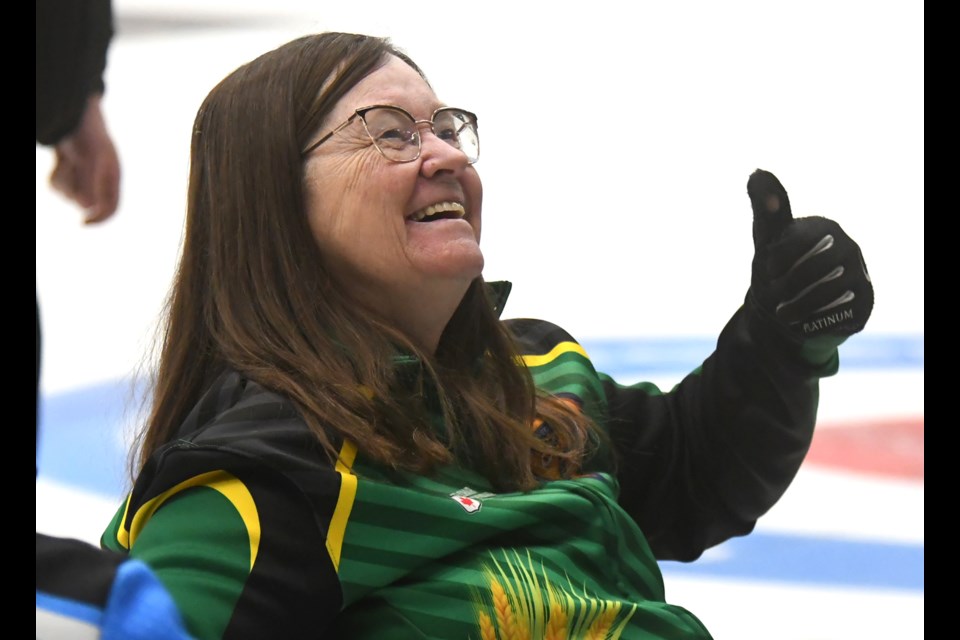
472 550 637 640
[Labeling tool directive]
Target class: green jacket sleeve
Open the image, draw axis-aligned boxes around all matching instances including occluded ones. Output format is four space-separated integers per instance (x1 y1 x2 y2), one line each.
507 298 838 563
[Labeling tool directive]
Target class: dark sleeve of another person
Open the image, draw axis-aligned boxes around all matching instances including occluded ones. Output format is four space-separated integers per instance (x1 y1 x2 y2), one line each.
36 0 114 145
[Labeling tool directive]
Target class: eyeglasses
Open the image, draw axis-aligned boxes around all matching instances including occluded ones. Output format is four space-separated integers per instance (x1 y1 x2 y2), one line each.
301 105 479 164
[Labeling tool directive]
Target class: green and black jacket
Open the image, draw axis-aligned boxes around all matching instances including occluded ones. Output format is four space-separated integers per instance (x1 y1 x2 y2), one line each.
102 283 838 639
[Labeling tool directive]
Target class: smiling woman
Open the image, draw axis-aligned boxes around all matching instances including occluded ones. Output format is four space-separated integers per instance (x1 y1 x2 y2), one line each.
301 55 485 352
97 31 876 640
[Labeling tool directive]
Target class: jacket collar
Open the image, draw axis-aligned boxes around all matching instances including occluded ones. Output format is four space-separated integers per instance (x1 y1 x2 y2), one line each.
486 280 512 319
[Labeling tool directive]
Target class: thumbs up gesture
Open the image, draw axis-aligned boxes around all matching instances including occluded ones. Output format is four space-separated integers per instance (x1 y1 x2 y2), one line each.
747 169 874 340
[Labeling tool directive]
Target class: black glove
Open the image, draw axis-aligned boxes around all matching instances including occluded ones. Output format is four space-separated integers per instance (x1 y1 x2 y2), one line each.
747 169 873 341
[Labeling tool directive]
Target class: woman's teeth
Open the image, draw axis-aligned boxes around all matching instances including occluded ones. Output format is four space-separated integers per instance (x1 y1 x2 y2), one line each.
409 202 466 222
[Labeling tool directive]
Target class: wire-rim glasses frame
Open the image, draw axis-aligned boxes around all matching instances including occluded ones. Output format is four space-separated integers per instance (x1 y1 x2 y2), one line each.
300 104 479 164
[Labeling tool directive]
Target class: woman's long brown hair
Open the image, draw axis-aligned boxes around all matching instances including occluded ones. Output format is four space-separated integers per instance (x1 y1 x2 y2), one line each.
132 32 603 492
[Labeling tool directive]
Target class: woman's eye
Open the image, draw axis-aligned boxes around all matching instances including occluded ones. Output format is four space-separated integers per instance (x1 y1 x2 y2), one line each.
377 128 409 142
436 126 458 141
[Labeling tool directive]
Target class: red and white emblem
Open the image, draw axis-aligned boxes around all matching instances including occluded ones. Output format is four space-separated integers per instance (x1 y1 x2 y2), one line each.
452 494 482 513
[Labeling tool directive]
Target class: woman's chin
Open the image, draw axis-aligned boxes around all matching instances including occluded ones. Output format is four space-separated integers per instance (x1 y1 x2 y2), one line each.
409 240 485 282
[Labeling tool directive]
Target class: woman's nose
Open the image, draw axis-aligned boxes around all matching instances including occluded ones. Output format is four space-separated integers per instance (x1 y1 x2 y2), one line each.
418 130 469 177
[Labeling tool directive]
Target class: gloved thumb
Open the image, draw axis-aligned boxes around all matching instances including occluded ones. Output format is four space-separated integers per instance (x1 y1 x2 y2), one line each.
747 169 794 251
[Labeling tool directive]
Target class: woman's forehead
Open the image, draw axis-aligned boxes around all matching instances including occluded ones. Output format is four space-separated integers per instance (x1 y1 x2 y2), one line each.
332 57 440 117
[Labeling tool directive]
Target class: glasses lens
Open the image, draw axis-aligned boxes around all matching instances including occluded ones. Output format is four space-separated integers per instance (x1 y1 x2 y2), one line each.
360 107 480 164
434 109 479 164
361 107 420 162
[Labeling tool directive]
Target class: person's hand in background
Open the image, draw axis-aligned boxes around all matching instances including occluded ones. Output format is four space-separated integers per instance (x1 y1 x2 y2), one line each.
48 93 121 224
